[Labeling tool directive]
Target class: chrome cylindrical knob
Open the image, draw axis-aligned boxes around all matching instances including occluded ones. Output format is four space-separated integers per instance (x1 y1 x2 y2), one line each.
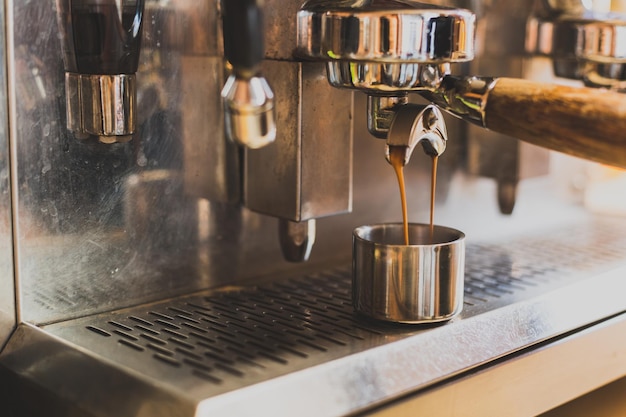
65 73 136 143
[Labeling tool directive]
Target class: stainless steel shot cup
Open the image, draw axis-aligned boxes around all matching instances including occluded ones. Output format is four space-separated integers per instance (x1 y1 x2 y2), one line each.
352 223 465 324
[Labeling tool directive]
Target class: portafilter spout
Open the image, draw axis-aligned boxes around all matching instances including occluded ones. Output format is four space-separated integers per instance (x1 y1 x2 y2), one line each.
385 104 447 166
296 0 626 169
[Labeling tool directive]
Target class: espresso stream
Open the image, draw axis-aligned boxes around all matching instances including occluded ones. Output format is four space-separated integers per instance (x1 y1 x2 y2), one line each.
388 146 438 245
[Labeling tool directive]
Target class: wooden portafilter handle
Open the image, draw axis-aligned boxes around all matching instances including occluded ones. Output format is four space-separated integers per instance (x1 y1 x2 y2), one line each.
423 76 626 168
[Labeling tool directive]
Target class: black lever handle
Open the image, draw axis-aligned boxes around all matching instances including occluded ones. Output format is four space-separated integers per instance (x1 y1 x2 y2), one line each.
221 0 265 75
57 0 145 75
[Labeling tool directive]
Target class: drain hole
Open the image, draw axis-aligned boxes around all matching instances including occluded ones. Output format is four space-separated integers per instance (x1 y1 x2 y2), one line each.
108 321 133 332
113 330 139 341
167 306 194 316
215 363 245 377
128 316 153 326
147 343 175 356
155 319 181 329
86 325 111 337
149 311 175 320
162 328 187 339
192 370 222 384
183 358 212 372
118 339 144 351
140 333 167 345
153 354 181 367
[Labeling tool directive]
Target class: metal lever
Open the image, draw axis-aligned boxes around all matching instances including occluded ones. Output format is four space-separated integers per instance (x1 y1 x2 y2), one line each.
221 0 276 149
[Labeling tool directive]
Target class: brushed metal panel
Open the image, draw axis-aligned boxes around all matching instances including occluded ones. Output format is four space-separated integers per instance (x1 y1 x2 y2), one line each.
181 56 241 203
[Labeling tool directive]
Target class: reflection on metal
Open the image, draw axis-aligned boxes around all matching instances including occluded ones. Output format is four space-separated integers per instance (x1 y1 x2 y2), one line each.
527 12 626 90
297 0 476 62
421 75 497 128
326 62 452 93
367 95 409 139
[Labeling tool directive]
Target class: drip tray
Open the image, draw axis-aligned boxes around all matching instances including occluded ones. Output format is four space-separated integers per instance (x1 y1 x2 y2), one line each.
4 218 626 416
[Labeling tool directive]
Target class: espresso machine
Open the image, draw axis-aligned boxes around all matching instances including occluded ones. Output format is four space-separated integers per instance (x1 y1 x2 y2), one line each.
2 0 626 416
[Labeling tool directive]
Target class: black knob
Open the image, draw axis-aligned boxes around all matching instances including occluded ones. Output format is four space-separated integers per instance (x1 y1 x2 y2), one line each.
221 0 264 74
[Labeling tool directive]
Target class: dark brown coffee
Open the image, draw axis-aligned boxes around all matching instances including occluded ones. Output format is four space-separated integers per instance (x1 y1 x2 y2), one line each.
388 146 409 245
388 147 439 245
429 155 439 242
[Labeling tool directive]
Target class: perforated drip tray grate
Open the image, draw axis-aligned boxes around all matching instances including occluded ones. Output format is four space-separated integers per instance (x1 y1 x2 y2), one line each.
42 218 626 413
81 270 379 385
74 261 559 385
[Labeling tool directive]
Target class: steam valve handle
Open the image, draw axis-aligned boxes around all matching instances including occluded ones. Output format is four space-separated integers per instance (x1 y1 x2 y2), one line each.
56 0 145 143
221 0 276 149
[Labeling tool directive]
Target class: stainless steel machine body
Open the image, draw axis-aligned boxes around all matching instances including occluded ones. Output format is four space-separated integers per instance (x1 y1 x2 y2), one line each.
2 0 626 416
0 0 14 351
